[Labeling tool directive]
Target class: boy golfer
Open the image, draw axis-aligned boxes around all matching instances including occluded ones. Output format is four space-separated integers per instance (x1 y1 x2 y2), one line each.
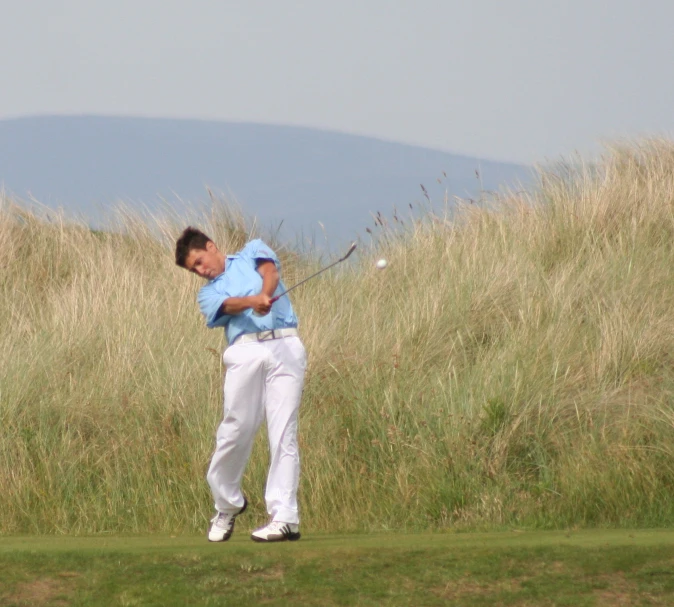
175 227 306 542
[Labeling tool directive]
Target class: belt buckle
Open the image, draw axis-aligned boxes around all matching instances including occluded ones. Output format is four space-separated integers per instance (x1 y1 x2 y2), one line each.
258 330 275 342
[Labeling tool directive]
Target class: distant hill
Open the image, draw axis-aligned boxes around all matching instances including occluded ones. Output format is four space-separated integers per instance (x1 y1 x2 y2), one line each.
0 116 529 247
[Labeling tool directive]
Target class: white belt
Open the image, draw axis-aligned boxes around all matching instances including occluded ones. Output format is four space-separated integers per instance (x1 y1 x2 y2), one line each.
232 327 299 345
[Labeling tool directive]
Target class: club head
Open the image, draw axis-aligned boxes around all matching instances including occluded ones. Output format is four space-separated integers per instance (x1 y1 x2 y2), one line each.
340 242 357 261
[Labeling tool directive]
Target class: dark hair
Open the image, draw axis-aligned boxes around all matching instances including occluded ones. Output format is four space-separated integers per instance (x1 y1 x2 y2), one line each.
175 227 213 268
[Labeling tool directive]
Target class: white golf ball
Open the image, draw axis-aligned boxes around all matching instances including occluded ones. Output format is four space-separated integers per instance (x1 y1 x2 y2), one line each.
376 258 388 270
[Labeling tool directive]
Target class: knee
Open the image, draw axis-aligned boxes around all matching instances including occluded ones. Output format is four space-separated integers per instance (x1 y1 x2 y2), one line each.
221 410 260 442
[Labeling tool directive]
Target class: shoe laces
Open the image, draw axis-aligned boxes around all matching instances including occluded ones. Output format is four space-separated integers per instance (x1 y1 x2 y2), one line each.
266 521 286 532
264 520 298 534
211 511 235 528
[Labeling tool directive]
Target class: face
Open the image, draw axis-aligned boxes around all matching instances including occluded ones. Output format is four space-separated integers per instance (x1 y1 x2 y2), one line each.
184 241 225 279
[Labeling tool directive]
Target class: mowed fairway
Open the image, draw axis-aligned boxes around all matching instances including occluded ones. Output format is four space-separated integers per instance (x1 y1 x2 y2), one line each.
2 530 674 606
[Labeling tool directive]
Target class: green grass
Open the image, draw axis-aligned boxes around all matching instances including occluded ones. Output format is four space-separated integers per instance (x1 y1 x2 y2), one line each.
2 530 674 605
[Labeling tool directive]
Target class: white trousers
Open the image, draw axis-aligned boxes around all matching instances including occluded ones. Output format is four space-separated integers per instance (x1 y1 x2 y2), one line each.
206 336 306 524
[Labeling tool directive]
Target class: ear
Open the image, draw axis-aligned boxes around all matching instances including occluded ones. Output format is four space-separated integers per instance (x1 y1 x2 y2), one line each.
206 240 217 253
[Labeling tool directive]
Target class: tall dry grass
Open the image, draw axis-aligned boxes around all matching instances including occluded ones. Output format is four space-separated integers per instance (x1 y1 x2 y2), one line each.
2 139 674 534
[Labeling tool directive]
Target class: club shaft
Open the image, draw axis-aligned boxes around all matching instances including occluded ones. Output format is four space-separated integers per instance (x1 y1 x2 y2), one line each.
270 243 356 303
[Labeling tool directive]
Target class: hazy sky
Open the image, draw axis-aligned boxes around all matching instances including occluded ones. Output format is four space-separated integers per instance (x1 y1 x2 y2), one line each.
2 0 673 163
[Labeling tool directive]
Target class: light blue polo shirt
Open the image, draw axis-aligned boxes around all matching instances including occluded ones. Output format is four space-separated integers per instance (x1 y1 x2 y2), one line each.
197 239 298 345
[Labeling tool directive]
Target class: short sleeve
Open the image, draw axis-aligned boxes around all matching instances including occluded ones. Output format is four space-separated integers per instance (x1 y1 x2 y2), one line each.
197 279 232 328
245 239 279 267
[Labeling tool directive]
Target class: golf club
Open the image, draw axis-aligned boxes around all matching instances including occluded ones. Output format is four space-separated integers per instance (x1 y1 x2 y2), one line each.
270 242 357 304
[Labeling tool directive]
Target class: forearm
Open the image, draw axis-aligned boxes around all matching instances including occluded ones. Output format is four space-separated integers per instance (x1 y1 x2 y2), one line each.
222 276 278 315
221 261 279 316
221 296 259 315
260 266 279 297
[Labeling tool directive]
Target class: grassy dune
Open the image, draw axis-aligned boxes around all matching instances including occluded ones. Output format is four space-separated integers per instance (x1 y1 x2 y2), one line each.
2 140 674 535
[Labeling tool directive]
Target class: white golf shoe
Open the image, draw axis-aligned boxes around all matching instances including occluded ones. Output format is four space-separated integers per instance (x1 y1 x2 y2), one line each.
208 498 247 542
251 520 301 542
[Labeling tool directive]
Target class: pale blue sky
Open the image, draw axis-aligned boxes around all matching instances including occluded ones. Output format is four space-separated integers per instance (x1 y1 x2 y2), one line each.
2 0 673 163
